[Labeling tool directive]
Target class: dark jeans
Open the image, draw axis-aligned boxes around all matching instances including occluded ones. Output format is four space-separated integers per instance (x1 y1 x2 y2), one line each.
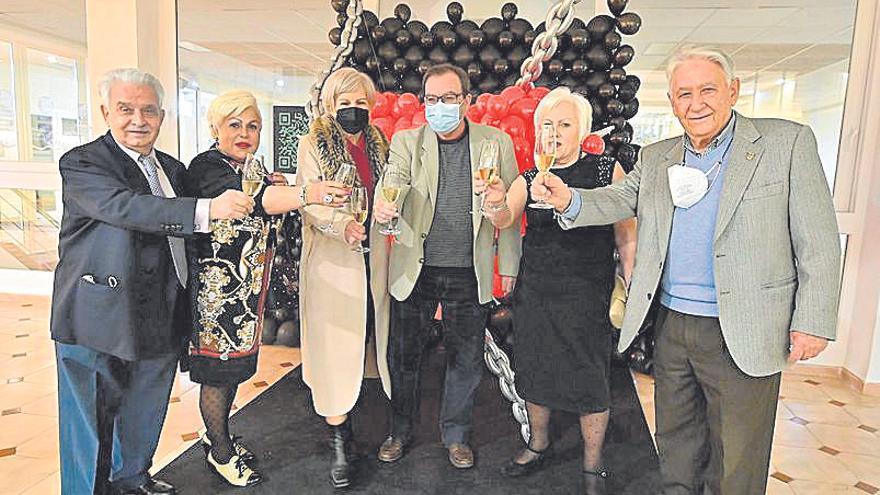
56 342 178 494
388 266 489 446
654 308 781 495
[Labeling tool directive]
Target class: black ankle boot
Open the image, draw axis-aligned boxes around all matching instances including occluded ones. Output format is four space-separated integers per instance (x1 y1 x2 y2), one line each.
328 419 354 488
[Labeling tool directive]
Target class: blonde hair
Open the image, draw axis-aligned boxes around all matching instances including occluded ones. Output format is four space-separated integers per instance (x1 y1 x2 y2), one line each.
320 68 377 115
207 90 261 139
666 45 736 86
534 87 592 142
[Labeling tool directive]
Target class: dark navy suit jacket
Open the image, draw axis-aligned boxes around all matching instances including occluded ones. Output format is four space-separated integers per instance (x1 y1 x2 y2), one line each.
50 132 196 361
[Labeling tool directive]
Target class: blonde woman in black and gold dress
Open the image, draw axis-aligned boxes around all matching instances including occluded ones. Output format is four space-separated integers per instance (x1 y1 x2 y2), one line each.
183 90 348 487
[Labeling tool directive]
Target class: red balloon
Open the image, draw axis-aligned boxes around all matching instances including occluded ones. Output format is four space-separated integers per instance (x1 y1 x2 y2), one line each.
396 92 420 116
475 93 492 113
372 93 391 119
509 97 539 124
466 105 483 122
372 117 393 139
512 136 531 168
412 109 427 127
394 116 413 133
485 94 509 119
529 86 550 100
499 115 527 140
582 134 606 155
500 85 527 103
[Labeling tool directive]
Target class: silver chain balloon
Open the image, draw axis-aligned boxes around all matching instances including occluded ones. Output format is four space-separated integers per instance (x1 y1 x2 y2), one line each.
516 0 582 86
484 328 530 443
306 0 364 121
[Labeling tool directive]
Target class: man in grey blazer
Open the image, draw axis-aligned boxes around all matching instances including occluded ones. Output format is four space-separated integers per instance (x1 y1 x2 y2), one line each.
373 64 521 469
533 46 840 494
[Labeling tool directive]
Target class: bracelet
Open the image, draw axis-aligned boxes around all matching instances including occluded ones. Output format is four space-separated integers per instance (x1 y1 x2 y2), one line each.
489 200 509 212
299 184 309 206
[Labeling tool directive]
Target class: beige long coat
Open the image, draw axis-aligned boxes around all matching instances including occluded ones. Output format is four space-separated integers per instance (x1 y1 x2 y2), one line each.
295 118 391 417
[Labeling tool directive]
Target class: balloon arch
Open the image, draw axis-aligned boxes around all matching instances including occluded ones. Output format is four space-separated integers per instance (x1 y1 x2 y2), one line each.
299 0 653 442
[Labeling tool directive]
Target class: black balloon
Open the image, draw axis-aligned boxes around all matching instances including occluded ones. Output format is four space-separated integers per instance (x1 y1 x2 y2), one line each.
614 45 635 67
447 2 464 24
507 45 529 67
378 41 397 61
394 3 411 22
479 45 502 67
431 20 454 34
402 72 422 93
585 71 607 90
419 32 435 48
591 99 605 121
609 67 627 83
439 30 458 49
371 25 387 42
616 13 642 35
535 73 557 88
361 10 379 31
501 2 518 21
607 0 628 15
467 29 486 48
597 83 616 99
404 46 424 66
616 143 637 167
557 33 571 52
428 46 449 64
381 17 404 35
493 58 510 75
587 15 615 40
610 116 627 131
417 60 433 75
380 72 400 91
523 29 537 46
478 75 500 93
498 31 515 49
546 59 564 75
622 98 639 119
536 21 546 34
364 56 380 73
407 20 428 37
481 17 505 41
586 45 612 70
508 19 533 40
453 45 475 66
606 99 624 116
571 59 589 75
455 20 479 39
569 28 589 49
337 13 347 27
261 317 278 345
604 31 622 50
560 48 579 65
625 74 641 91
392 57 408 74
394 30 412 48
609 131 630 145
504 73 520 87
466 62 483 81
617 82 636 102
330 0 348 14
559 74 578 88
276 320 299 347
328 27 342 46
573 84 590 97
568 18 586 31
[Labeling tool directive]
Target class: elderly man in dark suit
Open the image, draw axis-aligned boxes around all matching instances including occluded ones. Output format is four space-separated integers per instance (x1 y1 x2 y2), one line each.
534 45 840 494
51 68 253 495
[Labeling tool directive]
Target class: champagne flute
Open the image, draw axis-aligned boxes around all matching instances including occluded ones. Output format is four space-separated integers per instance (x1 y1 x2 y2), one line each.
476 140 500 212
379 166 402 236
241 153 265 197
318 162 357 234
530 122 557 209
350 186 370 253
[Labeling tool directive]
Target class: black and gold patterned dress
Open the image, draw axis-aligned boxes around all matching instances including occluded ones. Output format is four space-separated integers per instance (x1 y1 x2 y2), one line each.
184 149 279 386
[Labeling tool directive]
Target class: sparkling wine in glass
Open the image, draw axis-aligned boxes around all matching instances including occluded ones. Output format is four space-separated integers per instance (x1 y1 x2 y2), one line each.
318 163 356 234
379 166 403 236
477 140 500 213
241 153 265 197
530 123 557 209
350 186 370 253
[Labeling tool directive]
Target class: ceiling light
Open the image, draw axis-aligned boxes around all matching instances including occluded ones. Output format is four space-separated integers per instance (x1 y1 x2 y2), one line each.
275 79 285 87
47 55 58 64
775 78 786 85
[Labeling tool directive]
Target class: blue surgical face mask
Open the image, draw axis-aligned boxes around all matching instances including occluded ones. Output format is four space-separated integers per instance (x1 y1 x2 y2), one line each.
425 102 462 134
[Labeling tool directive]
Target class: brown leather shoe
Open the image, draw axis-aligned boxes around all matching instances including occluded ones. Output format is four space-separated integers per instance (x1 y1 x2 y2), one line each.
447 443 474 469
377 436 407 463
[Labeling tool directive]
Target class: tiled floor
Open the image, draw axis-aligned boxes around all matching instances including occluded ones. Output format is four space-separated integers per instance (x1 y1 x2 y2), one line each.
1 293 879 494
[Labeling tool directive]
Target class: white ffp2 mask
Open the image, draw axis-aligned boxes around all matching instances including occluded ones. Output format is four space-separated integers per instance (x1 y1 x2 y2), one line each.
668 165 710 209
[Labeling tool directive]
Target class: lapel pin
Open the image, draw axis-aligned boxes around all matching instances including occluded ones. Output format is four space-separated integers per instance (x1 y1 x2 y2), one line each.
746 151 755 161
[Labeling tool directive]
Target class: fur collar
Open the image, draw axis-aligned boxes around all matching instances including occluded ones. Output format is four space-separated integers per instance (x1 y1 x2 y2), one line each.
309 115 388 186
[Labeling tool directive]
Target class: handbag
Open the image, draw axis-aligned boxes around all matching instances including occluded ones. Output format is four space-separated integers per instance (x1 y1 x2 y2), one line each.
609 273 628 330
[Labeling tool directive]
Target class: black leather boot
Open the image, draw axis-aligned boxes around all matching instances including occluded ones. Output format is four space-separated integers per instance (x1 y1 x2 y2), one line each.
328 419 354 488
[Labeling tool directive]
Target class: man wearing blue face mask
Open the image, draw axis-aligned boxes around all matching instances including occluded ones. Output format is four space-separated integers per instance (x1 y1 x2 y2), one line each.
372 64 522 469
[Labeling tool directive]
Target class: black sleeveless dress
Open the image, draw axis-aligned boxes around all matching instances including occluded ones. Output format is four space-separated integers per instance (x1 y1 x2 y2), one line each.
513 154 617 413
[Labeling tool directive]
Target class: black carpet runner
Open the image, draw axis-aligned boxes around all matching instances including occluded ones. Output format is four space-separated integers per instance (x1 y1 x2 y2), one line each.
159 347 660 494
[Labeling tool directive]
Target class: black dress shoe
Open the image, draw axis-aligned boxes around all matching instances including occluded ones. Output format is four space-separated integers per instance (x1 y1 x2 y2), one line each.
500 444 552 478
119 478 176 495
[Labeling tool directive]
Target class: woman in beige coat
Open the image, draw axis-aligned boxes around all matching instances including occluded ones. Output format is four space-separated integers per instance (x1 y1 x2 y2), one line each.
294 67 391 490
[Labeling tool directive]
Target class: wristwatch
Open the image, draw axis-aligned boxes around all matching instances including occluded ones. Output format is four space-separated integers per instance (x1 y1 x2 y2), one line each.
299 184 309 205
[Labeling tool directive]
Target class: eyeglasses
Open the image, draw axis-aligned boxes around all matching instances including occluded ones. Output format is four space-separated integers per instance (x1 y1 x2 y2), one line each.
424 92 465 106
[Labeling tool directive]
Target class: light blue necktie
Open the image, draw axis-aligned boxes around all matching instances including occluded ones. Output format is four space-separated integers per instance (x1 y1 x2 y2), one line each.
138 154 188 287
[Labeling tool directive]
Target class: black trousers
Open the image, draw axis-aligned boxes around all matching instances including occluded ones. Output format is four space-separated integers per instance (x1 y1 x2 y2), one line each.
388 266 489 446
654 308 781 495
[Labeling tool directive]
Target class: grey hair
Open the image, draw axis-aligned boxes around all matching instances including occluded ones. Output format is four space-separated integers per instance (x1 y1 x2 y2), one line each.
98 68 165 108
666 45 736 85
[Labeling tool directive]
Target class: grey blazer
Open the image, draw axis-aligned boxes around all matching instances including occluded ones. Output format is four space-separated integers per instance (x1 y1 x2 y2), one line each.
565 114 840 377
